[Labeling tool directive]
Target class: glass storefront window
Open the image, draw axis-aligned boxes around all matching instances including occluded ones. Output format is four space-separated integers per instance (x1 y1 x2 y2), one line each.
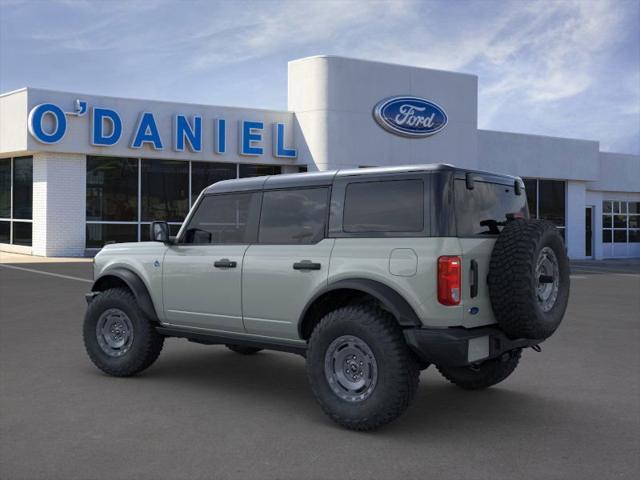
523 178 566 239
0 159 10 218
0 220 9 243
602 200 640 253
239 164 282 178
523 178 537 218
12 222 32 246
613 230 627 243
85 157 287 249
613 215 627 228
141 160 189 222
87 157 138 221
191 162 236 204
538 180 566 227
0 156 33 246
12 156 33 219
86 223 138 249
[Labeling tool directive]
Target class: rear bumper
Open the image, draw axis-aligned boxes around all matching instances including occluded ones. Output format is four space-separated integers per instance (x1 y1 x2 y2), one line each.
403 325 540 367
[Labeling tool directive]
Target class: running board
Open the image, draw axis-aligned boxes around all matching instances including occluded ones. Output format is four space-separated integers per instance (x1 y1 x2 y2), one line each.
156 326 307 356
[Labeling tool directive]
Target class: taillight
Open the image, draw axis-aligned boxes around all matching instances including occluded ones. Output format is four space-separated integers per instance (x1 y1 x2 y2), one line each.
438 256 461 306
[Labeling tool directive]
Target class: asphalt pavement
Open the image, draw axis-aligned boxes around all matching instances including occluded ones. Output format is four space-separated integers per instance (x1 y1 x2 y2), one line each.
0 259 639 480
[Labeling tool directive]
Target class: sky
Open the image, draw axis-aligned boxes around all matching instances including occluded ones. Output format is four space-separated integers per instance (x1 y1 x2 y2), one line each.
1 0 639 154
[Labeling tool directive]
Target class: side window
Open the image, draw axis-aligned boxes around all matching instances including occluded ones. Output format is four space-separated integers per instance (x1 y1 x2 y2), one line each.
182 192 259 244
454 180 529 236
259 188 329 244
343 179 424 233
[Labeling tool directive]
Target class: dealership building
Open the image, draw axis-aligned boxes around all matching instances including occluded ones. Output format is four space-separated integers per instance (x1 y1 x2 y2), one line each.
0 55 638 259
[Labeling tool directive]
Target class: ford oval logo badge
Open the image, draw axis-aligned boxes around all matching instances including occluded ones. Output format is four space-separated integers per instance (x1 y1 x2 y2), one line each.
373 96 447 138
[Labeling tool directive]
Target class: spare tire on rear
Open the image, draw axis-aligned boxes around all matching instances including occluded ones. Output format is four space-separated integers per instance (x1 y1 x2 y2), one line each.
488 219 570 340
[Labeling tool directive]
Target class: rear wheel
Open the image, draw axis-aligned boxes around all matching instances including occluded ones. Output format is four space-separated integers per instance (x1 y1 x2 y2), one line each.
225 344 262 355
306 304 419 431
83 288 164 377
437 349 521 390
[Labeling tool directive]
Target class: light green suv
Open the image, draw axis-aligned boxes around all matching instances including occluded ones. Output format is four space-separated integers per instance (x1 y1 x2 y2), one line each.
84 164 570 430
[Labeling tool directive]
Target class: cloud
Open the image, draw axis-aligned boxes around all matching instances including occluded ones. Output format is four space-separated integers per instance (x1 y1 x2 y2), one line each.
1 0 638 153
185 0 413 71
479 0 622 103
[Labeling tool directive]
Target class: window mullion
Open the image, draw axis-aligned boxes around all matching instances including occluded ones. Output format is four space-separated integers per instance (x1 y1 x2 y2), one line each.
137 158 142 241
9 157 13 244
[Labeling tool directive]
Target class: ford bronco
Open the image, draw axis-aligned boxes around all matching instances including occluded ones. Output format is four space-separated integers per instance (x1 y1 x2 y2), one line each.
83 164 569 430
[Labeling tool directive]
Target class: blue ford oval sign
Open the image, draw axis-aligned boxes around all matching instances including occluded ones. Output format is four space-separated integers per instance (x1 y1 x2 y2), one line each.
373 96 447 138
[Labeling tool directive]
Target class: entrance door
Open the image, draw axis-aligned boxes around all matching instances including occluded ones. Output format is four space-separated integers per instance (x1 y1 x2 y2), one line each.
585 206 594 258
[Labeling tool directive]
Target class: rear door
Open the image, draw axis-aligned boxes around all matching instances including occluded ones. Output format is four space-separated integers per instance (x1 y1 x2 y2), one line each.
242 187 333 340
454 177 528 327
162 192 260 332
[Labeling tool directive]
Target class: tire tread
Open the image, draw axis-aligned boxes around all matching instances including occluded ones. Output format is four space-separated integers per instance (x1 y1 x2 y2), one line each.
307 304 419 431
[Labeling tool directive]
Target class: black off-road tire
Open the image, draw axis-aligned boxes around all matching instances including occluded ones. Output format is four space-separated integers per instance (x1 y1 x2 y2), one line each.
225 344 263 355
83 288 164 377
437 349 522 390
488 219 570 340
306 304 420 431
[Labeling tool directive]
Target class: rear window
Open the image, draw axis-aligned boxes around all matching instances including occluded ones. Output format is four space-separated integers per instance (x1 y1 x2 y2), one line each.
455 180 528 236
259 188 329 244
343 179 424 233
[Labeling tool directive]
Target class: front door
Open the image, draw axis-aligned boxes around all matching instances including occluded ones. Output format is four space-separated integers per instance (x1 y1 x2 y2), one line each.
585 206 594 258
242 187 332 340
162 191 261 332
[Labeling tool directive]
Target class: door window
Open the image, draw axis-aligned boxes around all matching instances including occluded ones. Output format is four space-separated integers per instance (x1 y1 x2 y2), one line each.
182 192 260 244
343 179 424 233
258 188 329 244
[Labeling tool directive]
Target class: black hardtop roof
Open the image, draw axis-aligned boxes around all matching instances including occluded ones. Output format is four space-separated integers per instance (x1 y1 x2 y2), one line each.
204 163 521 194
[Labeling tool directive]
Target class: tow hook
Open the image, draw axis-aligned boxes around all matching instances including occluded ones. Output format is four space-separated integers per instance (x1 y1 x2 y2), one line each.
530 344 542 353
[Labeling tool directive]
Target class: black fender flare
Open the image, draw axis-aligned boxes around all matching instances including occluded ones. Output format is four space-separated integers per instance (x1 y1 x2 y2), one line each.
298 278 422 337
91 268 159 321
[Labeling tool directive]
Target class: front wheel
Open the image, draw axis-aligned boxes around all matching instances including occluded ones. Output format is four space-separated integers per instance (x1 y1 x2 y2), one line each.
83 288 164 377
436 349 522 390
306 305 419 431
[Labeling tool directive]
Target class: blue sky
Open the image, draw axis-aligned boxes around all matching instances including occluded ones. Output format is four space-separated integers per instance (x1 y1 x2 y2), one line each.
1 0 639 154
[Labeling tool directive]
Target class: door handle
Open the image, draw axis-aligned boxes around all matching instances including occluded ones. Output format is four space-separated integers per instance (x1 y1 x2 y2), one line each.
214 258 237 269
293 260 321 271
470 259 478 298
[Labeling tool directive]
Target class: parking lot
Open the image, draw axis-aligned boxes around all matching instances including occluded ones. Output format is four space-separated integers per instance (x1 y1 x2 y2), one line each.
1 256 639 480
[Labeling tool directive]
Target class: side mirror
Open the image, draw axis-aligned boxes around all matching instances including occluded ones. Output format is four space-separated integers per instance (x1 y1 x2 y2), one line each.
150 221 170 243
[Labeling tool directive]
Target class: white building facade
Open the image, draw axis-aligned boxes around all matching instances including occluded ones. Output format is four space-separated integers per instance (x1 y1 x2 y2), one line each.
1 56 638 258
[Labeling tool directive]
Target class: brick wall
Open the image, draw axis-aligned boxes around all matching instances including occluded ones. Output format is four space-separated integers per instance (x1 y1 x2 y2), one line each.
32 152 86 256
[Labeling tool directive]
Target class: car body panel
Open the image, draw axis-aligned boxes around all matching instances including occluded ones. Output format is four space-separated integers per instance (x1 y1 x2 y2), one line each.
162 244 249 333
457 237 498 327
92 241 168 322
242 239 335 339
328 237 468 328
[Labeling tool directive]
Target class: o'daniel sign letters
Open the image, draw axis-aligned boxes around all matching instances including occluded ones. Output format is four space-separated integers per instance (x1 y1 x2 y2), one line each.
27 100 297 159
